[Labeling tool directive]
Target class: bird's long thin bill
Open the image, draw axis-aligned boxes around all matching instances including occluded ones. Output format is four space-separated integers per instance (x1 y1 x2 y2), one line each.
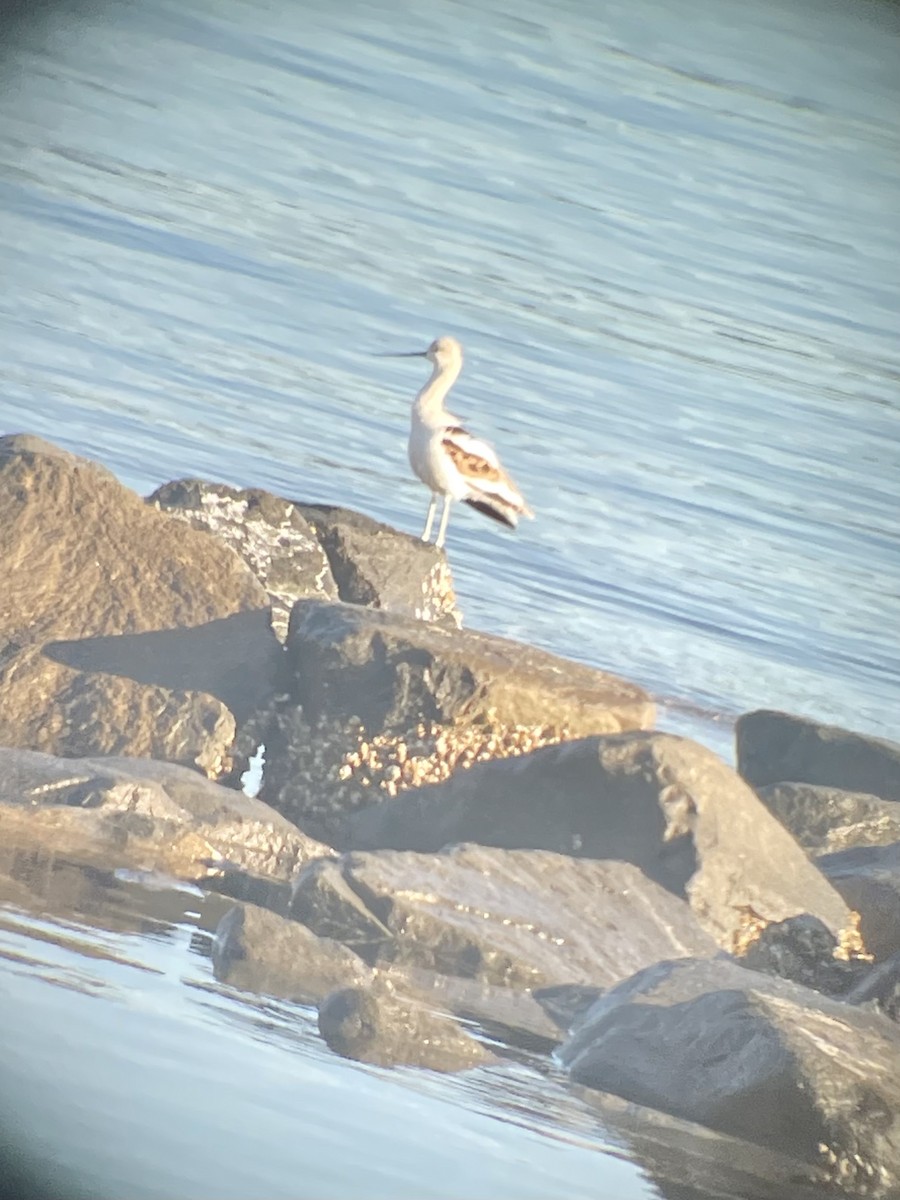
376 351 428 358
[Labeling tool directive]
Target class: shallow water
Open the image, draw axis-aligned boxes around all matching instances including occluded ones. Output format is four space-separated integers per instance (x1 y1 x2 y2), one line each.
0 0 898 1193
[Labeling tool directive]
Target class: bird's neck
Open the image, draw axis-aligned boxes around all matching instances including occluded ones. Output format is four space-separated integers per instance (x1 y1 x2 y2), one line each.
413 361 461 427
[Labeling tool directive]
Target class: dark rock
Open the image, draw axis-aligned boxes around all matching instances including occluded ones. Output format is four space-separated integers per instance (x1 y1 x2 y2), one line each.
818 842 900 960
0 435 273 773
259 599 654 838
737 710 900 802
346 732 851 949
740 913 867 995
847 951 900 1022
318 979 494 1070
0 746 327 883
291 844 717 989
212 902 372 1003
532 984 605 1032
290 856 394 951
295 504 460 627
558 956 900 1193
149 478 338 640
581 1089 831 1200
756 781 900 854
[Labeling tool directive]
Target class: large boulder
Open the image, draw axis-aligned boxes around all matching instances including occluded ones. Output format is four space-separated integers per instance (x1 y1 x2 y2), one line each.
0 436 275 773
737 710 900 802
290 844 717 990
346 732 851 949
294 504 460 627
818 842 900 961
212 902 372 1003
149 479 338 640
0 746 328 883
257 600 654 839
557 956 900 1194
756 781 900 854
149 484 461 638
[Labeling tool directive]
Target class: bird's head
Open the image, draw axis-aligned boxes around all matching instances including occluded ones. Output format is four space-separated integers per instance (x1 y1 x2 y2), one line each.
425 336 463 371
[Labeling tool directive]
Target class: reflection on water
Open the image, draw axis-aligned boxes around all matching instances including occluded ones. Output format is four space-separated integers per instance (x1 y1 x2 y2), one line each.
0 0 899 1194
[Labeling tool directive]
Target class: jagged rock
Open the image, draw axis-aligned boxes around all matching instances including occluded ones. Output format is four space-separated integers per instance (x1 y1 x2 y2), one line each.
212 902 372 1003
558 956 900 1194
756 781 900 854
149 479 338 640
737 710 900 802
295 504 460 627
0 435 274 773
0 746 327 883
346 732 851 949
318 978 494 1070
818 842 900 960
739 913 867 995
259 599 654 839
291 844 717 989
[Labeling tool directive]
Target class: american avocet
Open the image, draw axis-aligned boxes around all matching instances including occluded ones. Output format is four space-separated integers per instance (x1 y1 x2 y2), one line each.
383 335 533 549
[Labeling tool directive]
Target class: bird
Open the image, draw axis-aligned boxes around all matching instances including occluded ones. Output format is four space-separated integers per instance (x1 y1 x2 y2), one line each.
382 335 533 549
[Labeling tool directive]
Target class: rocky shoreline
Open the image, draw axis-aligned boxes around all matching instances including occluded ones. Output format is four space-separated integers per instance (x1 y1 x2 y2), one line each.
3 432 900 1197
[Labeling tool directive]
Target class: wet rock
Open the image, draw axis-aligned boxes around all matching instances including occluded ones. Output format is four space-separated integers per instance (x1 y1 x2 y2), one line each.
346 732 851 949
847 952 900 1023
558 956 900 1194
582 1089 831 1200
260 599 654 839
291 844 717 989
0 435 273 773
737 710 900 801
149 478 338 640
739 913 868 995
318 977 493 1070
0 746 327 883
818 842 900 961
212 902 372 1003
756 781 900 854
532 984 605 1033
295 504 460 627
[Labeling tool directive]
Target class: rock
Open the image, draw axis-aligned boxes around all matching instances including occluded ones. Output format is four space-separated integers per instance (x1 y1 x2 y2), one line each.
214 894 559 1046
847 951 900 1023
212 902 372 1003
740 913 867 995
318 978 494 1070
818 842 900 961
295 504 460 627
291 844 717 989
259 599 654 839
346 732 851 949
558 956 900 1193
737 710 900 802
756 781 900 854
580 1089 831 1200
0 746 328 883
149 479 338 640
0 435 274 773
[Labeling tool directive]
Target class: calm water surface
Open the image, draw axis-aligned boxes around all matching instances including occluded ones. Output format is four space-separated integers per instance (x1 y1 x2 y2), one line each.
1 0 898 1193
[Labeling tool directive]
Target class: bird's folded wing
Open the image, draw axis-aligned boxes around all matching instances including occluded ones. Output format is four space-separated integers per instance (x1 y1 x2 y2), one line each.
441 426 504 480
441 426 531 515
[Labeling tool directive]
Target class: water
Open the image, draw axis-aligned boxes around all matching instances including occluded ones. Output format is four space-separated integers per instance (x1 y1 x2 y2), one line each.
0 0 898 1194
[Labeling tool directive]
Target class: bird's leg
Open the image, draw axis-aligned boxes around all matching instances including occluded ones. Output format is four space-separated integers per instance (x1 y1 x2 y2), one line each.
421 494 438 542
435 495 452 549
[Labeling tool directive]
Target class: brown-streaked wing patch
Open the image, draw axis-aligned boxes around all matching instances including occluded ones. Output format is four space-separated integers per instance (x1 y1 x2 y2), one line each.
442 433 504 482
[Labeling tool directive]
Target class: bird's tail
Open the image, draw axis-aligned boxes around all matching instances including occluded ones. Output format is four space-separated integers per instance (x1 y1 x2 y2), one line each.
465 494 533 528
